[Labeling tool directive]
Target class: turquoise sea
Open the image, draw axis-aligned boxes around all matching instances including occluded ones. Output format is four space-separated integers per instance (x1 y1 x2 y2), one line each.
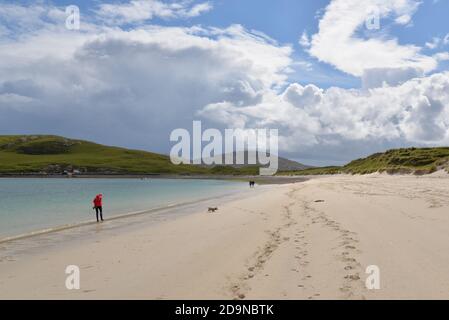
0 178 246 239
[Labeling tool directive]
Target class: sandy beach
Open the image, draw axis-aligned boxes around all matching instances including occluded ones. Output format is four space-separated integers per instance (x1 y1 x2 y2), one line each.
2 173 449 299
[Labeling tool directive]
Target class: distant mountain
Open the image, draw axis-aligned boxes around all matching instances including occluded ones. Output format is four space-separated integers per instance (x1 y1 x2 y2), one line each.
200 151 313 171
280 147 449 175
277 156 313 171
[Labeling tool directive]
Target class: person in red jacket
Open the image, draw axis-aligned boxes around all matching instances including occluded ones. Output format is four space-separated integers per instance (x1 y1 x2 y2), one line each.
93 194 104 222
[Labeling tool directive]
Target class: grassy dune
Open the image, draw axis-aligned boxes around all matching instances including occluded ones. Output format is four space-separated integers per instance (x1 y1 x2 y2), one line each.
0 135 259 175
280 147 449 175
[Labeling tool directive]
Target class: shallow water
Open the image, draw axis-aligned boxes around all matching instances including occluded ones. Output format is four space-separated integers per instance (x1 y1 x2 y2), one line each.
0 178 246 238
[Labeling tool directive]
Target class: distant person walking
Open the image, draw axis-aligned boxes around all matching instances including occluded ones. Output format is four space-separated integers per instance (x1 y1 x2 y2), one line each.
93 194 104 222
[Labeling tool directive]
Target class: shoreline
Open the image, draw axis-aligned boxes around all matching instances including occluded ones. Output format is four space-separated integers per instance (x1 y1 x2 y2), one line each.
0 182 265 245
0 174 309 185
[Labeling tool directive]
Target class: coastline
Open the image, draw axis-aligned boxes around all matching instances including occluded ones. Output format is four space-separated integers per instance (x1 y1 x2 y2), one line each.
3 173 449 299
0 174 309 185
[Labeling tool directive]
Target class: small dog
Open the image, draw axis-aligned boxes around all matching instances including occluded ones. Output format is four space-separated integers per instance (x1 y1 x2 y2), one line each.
208 207 218 213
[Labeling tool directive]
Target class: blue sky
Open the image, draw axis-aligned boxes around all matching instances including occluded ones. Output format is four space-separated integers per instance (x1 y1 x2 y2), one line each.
1 0 449 165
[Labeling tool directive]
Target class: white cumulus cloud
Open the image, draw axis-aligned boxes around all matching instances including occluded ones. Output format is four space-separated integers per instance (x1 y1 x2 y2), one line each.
200 73 449 157
308 0 437 77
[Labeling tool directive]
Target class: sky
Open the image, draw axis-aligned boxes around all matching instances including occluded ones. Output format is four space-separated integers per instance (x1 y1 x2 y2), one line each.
0 0 449 166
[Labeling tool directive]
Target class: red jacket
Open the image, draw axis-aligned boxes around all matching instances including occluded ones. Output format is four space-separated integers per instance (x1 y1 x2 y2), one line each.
93 194 103 207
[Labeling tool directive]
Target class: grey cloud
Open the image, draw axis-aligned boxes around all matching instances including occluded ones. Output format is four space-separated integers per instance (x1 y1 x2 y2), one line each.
0 25 291 154
362 67 423 89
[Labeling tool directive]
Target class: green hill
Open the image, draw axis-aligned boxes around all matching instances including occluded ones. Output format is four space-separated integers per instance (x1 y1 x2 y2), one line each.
3 136 445 176
0 135 259 175
280 147 449 175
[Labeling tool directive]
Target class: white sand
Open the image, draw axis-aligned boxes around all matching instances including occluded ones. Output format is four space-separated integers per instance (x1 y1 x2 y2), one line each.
2 174 449 299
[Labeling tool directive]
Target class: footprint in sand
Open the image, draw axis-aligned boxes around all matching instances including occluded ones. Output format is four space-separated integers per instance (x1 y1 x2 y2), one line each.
344 274 360 281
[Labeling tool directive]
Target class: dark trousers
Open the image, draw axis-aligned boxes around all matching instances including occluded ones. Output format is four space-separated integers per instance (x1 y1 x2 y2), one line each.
95 206 103 221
